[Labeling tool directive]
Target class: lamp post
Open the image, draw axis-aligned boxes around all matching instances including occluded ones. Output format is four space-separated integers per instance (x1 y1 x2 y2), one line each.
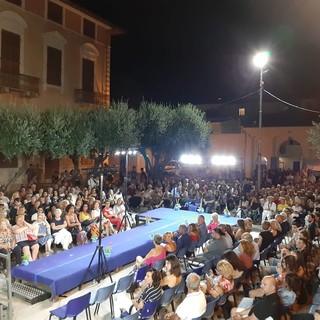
253 51 269 191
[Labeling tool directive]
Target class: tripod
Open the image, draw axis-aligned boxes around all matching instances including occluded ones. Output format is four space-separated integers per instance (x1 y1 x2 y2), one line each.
79 173 112 290
118 202 132 232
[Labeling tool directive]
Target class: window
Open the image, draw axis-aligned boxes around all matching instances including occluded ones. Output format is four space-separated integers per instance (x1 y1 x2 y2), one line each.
5 0 22 6
47 1 63 25
1 30 20 74
47 46 61 86
83 18 95 39
238 108 245 116
82 58 94 91
0 153 18 168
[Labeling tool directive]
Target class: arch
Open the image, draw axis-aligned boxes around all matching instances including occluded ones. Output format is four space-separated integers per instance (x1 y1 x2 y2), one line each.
278 138 302 157
43 31 67 92
0 11 27 33
0 11 27 73
80 42 99 61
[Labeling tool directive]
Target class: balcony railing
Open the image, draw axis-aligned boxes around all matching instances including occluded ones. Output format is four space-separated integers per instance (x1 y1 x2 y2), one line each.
74 89 108 105
0 70 40 96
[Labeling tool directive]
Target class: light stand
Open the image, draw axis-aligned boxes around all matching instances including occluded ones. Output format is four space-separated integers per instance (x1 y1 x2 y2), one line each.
118 149 132 232
257 66 263 192
253 51 269 191
79 173 112 289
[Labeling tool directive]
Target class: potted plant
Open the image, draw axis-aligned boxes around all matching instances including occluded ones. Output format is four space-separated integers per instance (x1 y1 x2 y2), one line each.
105 242 112 258
22 253 30 266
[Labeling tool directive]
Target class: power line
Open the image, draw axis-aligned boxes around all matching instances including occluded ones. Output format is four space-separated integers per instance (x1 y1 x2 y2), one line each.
216 90 259 107
264 89 320 114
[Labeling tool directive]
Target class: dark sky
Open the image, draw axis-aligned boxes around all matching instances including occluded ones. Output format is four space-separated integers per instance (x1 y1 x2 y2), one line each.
72 0 320 107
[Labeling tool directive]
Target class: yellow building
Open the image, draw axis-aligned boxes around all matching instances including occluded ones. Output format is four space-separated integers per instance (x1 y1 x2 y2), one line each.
0 0 119 188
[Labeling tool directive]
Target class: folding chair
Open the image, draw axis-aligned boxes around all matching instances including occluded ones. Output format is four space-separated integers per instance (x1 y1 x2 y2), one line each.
49 292 91 320
89 282 116 317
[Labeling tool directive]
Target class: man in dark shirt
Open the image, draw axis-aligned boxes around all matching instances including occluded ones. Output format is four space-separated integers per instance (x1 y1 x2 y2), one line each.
175 224 191 251
306 213 317 240
231 276 282 320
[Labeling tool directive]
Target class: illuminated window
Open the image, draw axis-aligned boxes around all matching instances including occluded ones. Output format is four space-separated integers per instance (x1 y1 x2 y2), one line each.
239 108 245 116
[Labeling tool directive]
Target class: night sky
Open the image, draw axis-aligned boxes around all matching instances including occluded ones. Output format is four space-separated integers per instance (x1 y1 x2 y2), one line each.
72 0 320 107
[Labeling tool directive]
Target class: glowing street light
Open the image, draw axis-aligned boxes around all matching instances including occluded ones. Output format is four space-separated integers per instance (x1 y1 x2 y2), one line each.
253 51 269 191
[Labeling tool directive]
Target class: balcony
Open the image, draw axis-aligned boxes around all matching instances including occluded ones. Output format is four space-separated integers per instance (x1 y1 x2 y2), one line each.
0 70 40 97
74 89 108 105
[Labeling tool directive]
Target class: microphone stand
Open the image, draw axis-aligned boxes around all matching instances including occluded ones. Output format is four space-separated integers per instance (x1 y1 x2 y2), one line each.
79 172 112 289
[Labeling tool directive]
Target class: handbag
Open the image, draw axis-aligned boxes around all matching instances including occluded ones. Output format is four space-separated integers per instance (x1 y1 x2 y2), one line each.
27 233 37 241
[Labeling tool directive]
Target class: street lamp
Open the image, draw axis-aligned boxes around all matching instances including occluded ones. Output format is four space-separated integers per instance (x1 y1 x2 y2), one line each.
253 51 269 191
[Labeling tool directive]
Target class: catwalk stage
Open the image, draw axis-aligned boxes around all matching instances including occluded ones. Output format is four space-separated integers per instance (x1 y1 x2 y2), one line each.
11 208 237 297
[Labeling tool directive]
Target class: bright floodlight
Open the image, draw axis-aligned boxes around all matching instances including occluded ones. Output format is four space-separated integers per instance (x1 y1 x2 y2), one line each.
179 154 202 165
211 155 236 166
253 51 270 68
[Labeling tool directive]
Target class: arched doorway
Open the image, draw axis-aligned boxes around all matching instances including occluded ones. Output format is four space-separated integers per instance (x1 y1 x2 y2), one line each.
278 138 303 172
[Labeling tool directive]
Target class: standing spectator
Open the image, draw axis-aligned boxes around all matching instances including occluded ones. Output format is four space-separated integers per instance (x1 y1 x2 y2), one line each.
26 164 35 185
306 213 317 240
129 166 137 182
140 168 148 184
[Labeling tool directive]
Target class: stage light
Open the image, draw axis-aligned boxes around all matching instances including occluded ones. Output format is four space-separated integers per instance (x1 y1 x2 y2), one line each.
211 155 236 166
179 154 202 165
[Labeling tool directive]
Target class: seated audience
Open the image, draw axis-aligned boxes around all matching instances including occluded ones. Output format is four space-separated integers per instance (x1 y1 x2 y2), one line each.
160 255 182 290
162 231 177 254
236 239 255 269
174 224 191 252
164 272 206 320
207 212 220 233
50 208 72 250
0 218 21 268
249 272 301 307
195 228 228 262
197 214 208 244
203 259 235 299
121 268 162 318
33 211 53 255
102 200 122 232
12 214 39 261
78 202 95 231
235 232 260 261
136 234 166 268
186 223 199 257
223 249 246 280
230 276 282 320
257 220 273 251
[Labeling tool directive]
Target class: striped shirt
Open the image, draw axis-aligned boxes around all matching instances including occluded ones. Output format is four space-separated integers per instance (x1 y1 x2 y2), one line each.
139 285 162 303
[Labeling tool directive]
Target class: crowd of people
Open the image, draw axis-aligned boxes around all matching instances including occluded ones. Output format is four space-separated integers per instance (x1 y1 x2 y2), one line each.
0 166 320 318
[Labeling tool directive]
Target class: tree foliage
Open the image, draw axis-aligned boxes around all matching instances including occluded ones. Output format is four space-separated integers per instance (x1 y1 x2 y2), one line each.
137 102 211 176
41 107 95 168
0 101 211 176
0 104 42 159
307 121 320 159
90 102 140 166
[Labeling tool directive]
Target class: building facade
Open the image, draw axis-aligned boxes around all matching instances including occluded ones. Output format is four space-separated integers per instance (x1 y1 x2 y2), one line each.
0 0 117 188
